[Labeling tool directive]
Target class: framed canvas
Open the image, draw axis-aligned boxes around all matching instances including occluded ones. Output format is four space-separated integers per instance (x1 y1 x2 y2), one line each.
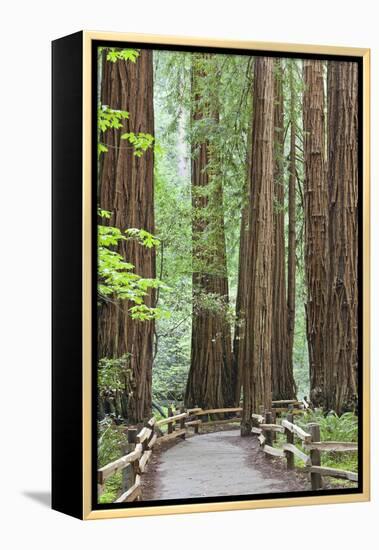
52 31 370 520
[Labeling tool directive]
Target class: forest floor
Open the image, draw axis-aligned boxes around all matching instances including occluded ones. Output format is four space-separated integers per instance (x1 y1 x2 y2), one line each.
140 428 309 500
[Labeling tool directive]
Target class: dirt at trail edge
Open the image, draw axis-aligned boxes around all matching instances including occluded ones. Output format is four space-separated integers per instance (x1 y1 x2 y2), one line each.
141 430 308 500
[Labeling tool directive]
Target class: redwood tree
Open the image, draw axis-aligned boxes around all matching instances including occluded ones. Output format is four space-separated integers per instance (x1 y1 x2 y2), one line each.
325 61 358 413
185 55 233 409
233 69 253 406
233 194 248 405
287 61 297 378
98 49 155 423
272 60 296 400
303 59 329 408
241 57 275 435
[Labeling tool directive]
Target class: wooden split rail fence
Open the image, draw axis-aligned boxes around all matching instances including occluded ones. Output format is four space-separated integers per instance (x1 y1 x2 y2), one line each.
252 410 358 490
97 406 243 502
98 402 357 502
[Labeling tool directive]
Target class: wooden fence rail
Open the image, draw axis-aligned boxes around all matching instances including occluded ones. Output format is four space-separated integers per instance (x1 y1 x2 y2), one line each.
98 404 358 503
252 411 358 489
98 417 159 502
97 406 242 502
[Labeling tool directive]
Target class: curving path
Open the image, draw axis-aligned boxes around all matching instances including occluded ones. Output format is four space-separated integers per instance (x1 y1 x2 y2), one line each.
141 429 307 500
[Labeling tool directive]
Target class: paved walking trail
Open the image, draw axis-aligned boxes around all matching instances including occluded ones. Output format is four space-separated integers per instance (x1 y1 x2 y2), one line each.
141 429 307 500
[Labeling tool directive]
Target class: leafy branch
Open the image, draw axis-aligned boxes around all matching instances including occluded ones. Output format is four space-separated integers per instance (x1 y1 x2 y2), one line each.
98 210 170 321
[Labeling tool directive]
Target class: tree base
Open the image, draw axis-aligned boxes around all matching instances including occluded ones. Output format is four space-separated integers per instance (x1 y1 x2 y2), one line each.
240 421 252 437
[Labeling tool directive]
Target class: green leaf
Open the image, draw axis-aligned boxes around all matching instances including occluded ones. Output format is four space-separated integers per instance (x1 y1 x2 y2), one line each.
121 131 154 156
97 219 170 320
106 48 140 64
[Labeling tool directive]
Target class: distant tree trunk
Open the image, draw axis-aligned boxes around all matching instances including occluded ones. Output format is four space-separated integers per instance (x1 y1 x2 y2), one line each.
98 49 155 423
185 55 233 409
287 60 297 387
241 57 275 435
272 60 297 400
233 78 253 406
303 60 328 408
325 61 358 413
233 194 248 406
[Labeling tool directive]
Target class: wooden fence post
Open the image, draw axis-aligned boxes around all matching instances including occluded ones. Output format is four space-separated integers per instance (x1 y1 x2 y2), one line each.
193 407 200 434
284 411 294 470
194 415 200 434
146 416 155 447
180 406 186 439
264 411 273 449
167 407 173 434
309 422 322 490
123 427 137 491
271 409 277 442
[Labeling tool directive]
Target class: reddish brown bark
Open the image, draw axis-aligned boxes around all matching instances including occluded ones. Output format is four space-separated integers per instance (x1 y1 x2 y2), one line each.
233 195 248 405
233 78 254 406
325 61 358 413
287 61 297 376
98 49 155 423
272 60 297 400
185 56 233 409
303 60 329 408
241 57 275 435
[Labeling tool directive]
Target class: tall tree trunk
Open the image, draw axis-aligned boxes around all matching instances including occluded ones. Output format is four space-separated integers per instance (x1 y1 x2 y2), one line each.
325 61 358 413
233 194 248 406
185 56 233 409
287 60 297 387
241 57 275 435
272 60 297 400
233 76 253 406
98 50 155 423
303 60 328 408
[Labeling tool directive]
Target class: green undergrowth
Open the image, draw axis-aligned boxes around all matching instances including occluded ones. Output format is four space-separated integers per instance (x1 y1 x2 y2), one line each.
98 421 128 503
273 410 358 487
99 472 123 504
